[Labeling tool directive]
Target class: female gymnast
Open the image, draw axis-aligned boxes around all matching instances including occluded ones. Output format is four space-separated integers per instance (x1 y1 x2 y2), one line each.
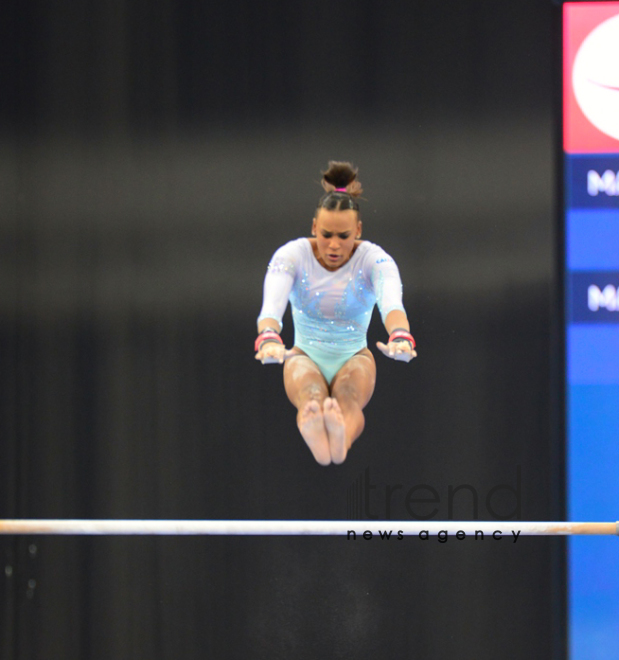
255 162 416 465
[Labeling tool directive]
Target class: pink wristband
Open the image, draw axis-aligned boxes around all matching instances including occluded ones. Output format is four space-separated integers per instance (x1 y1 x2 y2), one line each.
254 330 283 353
388 329 416 349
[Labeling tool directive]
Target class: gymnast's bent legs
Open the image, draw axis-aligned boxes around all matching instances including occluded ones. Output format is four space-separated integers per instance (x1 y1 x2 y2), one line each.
284 348 376 465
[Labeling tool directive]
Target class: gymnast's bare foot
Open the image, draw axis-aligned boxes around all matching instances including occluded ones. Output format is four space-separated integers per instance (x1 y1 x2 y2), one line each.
324 397 347 464
298 400 331 465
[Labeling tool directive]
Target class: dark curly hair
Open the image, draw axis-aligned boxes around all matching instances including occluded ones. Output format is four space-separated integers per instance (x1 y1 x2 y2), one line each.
316 161 363 215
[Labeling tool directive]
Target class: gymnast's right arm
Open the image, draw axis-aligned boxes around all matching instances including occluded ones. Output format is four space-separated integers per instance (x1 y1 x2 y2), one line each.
255 244 297 364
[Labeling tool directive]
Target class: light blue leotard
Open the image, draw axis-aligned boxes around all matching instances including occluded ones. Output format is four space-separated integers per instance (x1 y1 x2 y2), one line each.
258 238 406 384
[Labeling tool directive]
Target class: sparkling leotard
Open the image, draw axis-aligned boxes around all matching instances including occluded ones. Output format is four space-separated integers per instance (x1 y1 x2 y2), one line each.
258 238 406 383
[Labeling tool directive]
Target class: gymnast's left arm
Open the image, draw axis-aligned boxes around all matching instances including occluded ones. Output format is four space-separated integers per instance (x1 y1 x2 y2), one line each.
370 250 417 363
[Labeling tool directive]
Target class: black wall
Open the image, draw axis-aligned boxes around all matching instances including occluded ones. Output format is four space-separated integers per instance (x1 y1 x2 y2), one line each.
2 1 563 658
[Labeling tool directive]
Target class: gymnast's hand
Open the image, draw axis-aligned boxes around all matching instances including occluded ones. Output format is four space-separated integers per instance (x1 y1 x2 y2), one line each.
255 341 296 365
376 329 417 363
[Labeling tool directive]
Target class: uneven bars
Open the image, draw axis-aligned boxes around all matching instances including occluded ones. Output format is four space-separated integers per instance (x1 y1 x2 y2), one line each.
0 520 616 536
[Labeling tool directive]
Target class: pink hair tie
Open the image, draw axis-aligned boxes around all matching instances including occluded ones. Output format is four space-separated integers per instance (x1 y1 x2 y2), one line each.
334 187 348 192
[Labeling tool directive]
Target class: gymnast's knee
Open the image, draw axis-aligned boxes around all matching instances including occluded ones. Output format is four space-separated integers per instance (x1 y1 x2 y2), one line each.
331 380 361 404
299 382 327 403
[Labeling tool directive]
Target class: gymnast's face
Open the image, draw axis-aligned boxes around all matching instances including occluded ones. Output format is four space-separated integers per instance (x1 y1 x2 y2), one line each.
312 208 361 271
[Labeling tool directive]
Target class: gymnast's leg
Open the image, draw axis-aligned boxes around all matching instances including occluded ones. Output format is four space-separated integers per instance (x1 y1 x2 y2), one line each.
283 350 331 465
326 349 376 464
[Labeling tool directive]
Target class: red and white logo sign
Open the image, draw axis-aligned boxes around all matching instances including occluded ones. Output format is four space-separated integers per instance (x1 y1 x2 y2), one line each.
564 3 619 153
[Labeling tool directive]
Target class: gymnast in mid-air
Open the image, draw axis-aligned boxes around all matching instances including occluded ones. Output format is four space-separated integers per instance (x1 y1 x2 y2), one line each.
255 161 416 465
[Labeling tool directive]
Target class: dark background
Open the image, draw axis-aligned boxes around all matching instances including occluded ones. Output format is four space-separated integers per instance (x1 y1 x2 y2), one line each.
2 0 564 658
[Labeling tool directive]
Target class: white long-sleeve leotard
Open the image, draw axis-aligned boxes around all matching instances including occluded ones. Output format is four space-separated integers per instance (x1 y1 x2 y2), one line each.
257 238 406 382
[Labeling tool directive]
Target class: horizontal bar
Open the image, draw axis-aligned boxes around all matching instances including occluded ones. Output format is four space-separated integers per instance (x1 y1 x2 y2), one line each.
0 520 616 536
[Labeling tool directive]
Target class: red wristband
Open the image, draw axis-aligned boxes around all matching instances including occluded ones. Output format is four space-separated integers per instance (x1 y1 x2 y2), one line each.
254 330 283 353
388 329 416 349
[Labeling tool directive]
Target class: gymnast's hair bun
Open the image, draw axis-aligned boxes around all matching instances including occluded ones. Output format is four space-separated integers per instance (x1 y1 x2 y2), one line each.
320 161 363 197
